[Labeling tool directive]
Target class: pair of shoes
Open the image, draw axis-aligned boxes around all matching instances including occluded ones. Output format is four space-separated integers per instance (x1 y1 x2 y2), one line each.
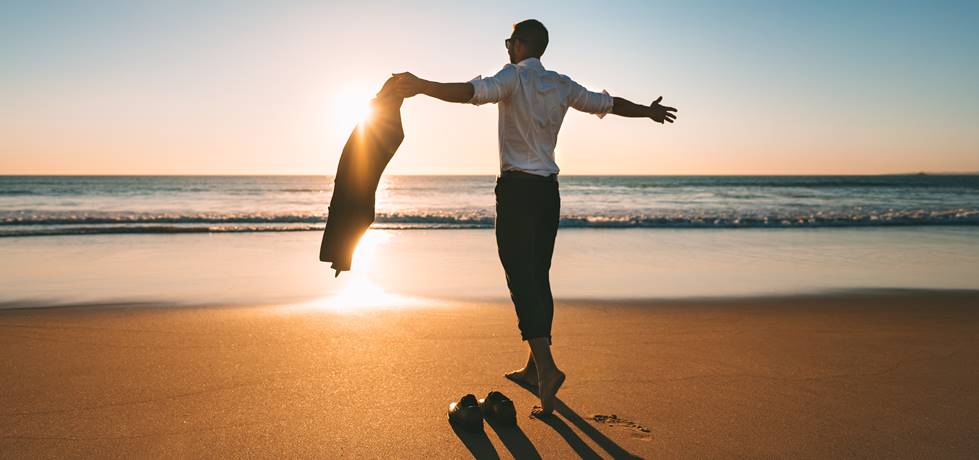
448 391 517 431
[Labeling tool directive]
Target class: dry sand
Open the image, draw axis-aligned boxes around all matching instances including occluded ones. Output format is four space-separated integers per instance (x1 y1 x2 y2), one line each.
1 290 977 458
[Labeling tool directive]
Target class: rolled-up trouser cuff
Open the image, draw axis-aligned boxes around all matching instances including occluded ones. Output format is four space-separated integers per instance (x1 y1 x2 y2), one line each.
521 334 553 346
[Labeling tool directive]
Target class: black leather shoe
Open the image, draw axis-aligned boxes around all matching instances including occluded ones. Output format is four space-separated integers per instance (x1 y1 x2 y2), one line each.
448 394 484 431
478 391 517 426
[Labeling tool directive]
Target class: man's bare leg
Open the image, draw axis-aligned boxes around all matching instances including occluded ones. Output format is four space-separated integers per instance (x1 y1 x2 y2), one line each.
528 337 565 417
504 350 538 388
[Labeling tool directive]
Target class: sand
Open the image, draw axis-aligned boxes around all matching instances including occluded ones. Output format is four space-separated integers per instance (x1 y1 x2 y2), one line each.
1 290 978 458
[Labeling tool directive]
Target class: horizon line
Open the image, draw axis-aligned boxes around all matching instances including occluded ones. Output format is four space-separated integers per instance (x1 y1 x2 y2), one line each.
1 172 977 178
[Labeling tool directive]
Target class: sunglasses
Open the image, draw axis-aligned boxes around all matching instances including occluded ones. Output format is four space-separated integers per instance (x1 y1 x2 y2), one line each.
504 37 520 50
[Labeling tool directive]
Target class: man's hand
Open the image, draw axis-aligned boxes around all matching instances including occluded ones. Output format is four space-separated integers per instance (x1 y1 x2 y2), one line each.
389 72 427 99
649 96 677 124
611 96 678 123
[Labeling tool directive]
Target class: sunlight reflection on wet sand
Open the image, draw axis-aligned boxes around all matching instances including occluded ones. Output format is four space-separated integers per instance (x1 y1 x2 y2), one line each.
291 276 434 313
289 230 438 313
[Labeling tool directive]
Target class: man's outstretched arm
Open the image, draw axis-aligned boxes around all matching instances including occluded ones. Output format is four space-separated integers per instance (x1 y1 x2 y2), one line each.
389 72 475 103
611 96 678 124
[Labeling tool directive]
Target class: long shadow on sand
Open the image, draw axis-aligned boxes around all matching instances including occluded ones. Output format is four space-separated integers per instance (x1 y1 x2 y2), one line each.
450 417 542 460
450 422 500 460
486 417 542 459
510 379 644 460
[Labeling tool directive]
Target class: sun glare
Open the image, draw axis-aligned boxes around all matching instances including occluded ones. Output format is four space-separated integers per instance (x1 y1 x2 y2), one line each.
322 277 420 312
294 230 432 313
334 87 376 129
351 230 388 267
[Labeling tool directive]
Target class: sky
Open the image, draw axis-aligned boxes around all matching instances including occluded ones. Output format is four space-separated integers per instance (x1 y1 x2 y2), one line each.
2 0 978 175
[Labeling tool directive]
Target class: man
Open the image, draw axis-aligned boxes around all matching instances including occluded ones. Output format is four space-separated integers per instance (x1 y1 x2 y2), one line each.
390 19 677 417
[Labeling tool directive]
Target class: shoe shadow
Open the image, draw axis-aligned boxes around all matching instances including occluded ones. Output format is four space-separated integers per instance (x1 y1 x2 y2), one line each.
486 418 542 460
510 379 644 460
450 421 501 460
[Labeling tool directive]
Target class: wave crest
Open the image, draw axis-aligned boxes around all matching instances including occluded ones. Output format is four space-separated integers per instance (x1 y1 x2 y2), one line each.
1 208 977 237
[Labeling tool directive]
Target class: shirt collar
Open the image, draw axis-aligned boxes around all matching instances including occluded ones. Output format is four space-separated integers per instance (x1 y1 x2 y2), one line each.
516 57 544 69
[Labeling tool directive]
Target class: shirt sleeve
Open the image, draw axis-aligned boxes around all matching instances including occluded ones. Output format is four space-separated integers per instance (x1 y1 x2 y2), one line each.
468 64 519 105
568 78 614 119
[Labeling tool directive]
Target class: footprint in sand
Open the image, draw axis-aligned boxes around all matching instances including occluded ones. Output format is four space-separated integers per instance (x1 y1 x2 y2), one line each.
590 414 652 440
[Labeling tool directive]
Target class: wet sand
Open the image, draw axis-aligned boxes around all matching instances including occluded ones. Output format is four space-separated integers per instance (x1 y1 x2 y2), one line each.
2 290 978 458
5 228 979 306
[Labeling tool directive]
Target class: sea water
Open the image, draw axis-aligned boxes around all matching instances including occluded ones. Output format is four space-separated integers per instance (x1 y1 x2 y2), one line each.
2 175 977 236
1 175 978 306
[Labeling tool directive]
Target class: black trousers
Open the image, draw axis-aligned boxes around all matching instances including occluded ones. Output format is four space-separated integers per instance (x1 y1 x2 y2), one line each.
494 172 560 344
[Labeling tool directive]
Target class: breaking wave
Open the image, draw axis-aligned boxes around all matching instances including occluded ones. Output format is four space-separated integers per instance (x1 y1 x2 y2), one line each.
2 208 977 237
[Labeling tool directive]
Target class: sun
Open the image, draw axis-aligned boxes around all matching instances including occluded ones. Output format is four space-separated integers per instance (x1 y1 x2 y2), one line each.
333 86 376 129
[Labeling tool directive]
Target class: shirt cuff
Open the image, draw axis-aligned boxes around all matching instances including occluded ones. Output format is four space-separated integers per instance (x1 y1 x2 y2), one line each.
595 90 613 119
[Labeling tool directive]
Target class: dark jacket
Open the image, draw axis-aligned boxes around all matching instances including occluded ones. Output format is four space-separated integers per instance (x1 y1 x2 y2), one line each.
320 81 405 276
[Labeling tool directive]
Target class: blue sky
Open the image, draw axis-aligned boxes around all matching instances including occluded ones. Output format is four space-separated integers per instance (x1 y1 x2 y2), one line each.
2 0 977 174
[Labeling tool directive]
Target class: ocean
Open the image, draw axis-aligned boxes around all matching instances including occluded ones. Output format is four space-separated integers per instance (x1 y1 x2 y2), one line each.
2 175 978 306
2 175 978 237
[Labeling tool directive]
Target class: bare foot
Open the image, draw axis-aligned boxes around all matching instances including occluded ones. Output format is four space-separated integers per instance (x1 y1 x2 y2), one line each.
530 368 565 417
504 366 539 388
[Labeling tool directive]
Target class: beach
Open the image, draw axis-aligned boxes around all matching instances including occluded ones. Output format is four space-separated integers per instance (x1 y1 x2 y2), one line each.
2 290 978 458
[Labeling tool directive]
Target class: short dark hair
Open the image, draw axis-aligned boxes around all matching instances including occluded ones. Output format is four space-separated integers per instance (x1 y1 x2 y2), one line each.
512 19 548 58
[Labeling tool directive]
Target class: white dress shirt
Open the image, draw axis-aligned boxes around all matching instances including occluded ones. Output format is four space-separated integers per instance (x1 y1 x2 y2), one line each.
468 57 613 176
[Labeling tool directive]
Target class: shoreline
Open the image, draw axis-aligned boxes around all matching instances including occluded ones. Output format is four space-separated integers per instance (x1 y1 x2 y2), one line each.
2 287 978 313
4 222 979 239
